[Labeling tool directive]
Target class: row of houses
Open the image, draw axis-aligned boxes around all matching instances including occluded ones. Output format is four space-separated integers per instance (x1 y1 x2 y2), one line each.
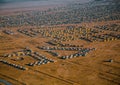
61 48 95 59
0 60 28 70
28 58 55 66
29 52 46 60
4 48 32 57
3 30 14 35
14 24 119 43
38 46 86 51
80 34 119 42
28 51 55 66
108 33 120 39
46 50 60 57
38 44 95 59
58 43 82 47
2 48 56 67
94 24 120 32
18 29 37 37
47 40 83 47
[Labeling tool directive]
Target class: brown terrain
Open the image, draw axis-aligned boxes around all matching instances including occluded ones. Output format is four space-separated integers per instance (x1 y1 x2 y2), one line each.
0 0 120 85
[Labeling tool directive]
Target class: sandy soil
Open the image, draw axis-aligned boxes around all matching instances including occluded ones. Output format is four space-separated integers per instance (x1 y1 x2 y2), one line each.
0 20 120 85
0 1 120 84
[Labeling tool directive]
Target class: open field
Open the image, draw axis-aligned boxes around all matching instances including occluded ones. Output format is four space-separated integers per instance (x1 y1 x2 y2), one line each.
0 0 120 85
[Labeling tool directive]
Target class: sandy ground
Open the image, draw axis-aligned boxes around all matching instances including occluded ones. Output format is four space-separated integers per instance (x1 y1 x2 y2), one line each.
0 20 120 85
0 1 120 84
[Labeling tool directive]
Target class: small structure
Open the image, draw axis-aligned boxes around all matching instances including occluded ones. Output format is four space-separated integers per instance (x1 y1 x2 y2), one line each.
104 59 114 63
3 30 14 35
0 60 28 70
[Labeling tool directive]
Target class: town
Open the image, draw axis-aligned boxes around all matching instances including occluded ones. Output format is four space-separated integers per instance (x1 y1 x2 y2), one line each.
0 0 120 85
